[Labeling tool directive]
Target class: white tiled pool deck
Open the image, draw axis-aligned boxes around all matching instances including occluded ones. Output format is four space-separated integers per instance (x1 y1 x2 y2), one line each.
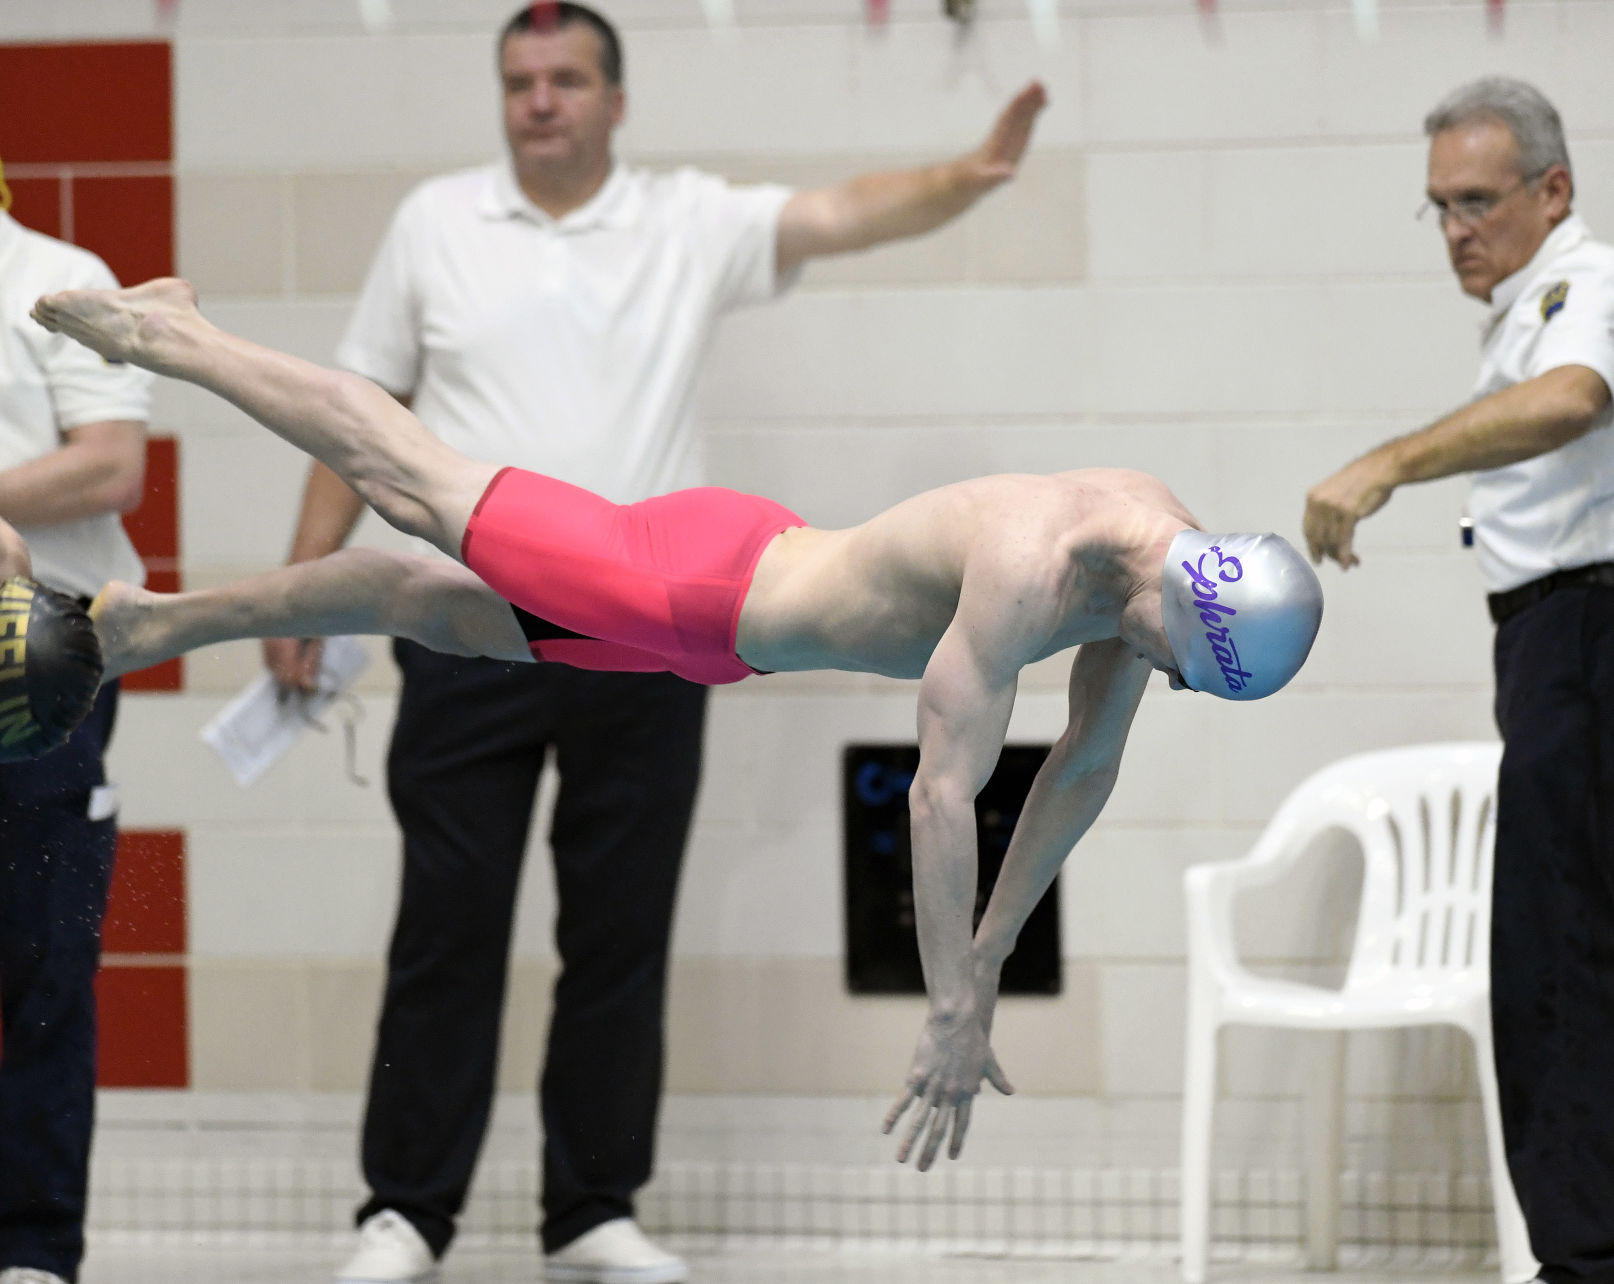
77 1234 1505 1284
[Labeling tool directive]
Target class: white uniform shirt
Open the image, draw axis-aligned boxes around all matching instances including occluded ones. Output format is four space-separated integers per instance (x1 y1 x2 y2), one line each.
1467 214 1614 593
0 211 151 598
336 162 794 517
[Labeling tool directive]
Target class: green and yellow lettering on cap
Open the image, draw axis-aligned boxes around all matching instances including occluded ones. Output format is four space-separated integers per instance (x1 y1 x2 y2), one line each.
0 582 27 676
0 691 34 748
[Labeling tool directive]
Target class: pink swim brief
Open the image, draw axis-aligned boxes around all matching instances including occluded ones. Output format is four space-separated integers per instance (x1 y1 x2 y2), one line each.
460 467 806 686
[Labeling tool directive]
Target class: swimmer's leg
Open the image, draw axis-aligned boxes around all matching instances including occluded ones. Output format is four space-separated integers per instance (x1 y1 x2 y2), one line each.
91 550 531 681
30 280 490 560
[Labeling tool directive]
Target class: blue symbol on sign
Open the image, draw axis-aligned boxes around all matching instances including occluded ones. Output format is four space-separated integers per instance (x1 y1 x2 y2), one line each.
854 761 915 807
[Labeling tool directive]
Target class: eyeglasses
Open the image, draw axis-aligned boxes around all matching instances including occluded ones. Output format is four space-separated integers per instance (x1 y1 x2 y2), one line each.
1417 171 1545 229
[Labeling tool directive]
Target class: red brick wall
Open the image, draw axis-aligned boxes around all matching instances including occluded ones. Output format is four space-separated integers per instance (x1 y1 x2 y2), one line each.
1 41 188 1087
99 831 190 1088
2 40 180 692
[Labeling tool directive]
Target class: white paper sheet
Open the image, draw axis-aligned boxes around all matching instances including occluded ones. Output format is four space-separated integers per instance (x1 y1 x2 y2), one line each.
199 636 371 788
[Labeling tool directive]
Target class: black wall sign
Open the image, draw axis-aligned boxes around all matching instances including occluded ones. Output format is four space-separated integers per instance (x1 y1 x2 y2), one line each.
842 743 1062 996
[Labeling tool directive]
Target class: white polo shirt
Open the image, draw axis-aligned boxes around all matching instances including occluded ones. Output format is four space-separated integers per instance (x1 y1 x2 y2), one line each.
0 211 151 598
336 161 794 513
1467 214 1614 594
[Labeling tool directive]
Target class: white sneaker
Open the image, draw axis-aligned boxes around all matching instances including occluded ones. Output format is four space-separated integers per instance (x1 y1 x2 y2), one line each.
334 1210 438 1284
0 1270 70 1284
544 1219 688 1284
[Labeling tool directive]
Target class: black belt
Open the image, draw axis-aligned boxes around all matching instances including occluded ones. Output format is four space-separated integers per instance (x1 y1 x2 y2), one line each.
1487 561 1614 625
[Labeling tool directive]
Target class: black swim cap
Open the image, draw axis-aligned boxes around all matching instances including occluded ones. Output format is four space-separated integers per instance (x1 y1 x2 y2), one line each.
0 577 103 762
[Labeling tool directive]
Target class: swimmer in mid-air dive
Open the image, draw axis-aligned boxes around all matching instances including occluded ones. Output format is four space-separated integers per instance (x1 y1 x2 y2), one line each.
28 278 1324 1172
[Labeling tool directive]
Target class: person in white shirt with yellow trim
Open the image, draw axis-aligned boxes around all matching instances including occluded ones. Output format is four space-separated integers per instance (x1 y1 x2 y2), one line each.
1305 78 1614 1284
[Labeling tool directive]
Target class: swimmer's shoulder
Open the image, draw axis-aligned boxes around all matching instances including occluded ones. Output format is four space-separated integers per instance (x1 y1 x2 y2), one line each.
1047 465 1162 492
1048 467 1199 523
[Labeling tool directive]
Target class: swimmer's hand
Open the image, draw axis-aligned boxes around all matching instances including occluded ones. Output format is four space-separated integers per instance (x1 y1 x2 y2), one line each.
962 81 1049 192
263 635 324 697
1304 456 1395 570
884 1000 1014 1171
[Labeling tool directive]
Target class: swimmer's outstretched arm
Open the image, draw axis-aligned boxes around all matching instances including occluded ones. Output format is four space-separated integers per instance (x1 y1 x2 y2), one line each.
91 549 531 682
30 280 496 561
971 639 1150 970
883 561 1067 1171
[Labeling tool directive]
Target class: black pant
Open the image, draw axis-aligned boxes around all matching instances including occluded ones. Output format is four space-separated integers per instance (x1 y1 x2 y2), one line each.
357 643 706 1257
1493 586 1614 1283
0 683 120 1283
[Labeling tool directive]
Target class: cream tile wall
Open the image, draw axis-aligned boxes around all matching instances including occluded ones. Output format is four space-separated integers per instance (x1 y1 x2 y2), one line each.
5 0 1602 1180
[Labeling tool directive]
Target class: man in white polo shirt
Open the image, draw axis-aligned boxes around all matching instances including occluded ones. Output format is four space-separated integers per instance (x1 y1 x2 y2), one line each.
0 182 151 1284
260 6 1047 1283
1304 78 1614 1284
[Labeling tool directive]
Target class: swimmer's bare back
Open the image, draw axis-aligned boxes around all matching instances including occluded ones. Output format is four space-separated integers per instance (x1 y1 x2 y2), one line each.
736 469 1199 678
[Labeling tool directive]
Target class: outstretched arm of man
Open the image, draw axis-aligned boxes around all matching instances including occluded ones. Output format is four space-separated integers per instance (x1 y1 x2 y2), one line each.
775 81 1047 275
972 637 1149 987
1304 363 1610 569
883 558 1059 1171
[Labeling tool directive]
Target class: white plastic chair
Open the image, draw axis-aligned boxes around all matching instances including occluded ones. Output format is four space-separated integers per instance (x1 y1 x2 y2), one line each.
1178 741 1535 1283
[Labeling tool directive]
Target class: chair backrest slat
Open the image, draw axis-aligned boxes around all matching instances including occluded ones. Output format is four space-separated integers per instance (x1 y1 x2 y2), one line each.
1307 743 1504 985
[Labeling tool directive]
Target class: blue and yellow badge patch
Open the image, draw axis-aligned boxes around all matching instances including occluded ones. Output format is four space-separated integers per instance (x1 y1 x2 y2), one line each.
1541 280 1569 323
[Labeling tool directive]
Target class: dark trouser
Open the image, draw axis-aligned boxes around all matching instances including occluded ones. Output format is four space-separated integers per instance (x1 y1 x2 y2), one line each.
357 642 706 1258
0 683 120 1283
1493 586 1614 1283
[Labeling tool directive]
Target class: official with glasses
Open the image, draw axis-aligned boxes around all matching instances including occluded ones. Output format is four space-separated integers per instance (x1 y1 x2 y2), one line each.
1416 171 1547 231
1304 78 1614 1284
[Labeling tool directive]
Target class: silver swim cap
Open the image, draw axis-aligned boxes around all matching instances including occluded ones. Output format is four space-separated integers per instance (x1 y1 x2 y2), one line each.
1161 530 1323 701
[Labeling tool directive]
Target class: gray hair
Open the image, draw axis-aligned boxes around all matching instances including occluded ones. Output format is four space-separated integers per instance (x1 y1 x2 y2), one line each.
1424 77 1571 178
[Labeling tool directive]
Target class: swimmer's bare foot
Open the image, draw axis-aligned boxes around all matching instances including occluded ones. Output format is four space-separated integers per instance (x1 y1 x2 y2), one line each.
90 581 168 682
30 277 202 376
